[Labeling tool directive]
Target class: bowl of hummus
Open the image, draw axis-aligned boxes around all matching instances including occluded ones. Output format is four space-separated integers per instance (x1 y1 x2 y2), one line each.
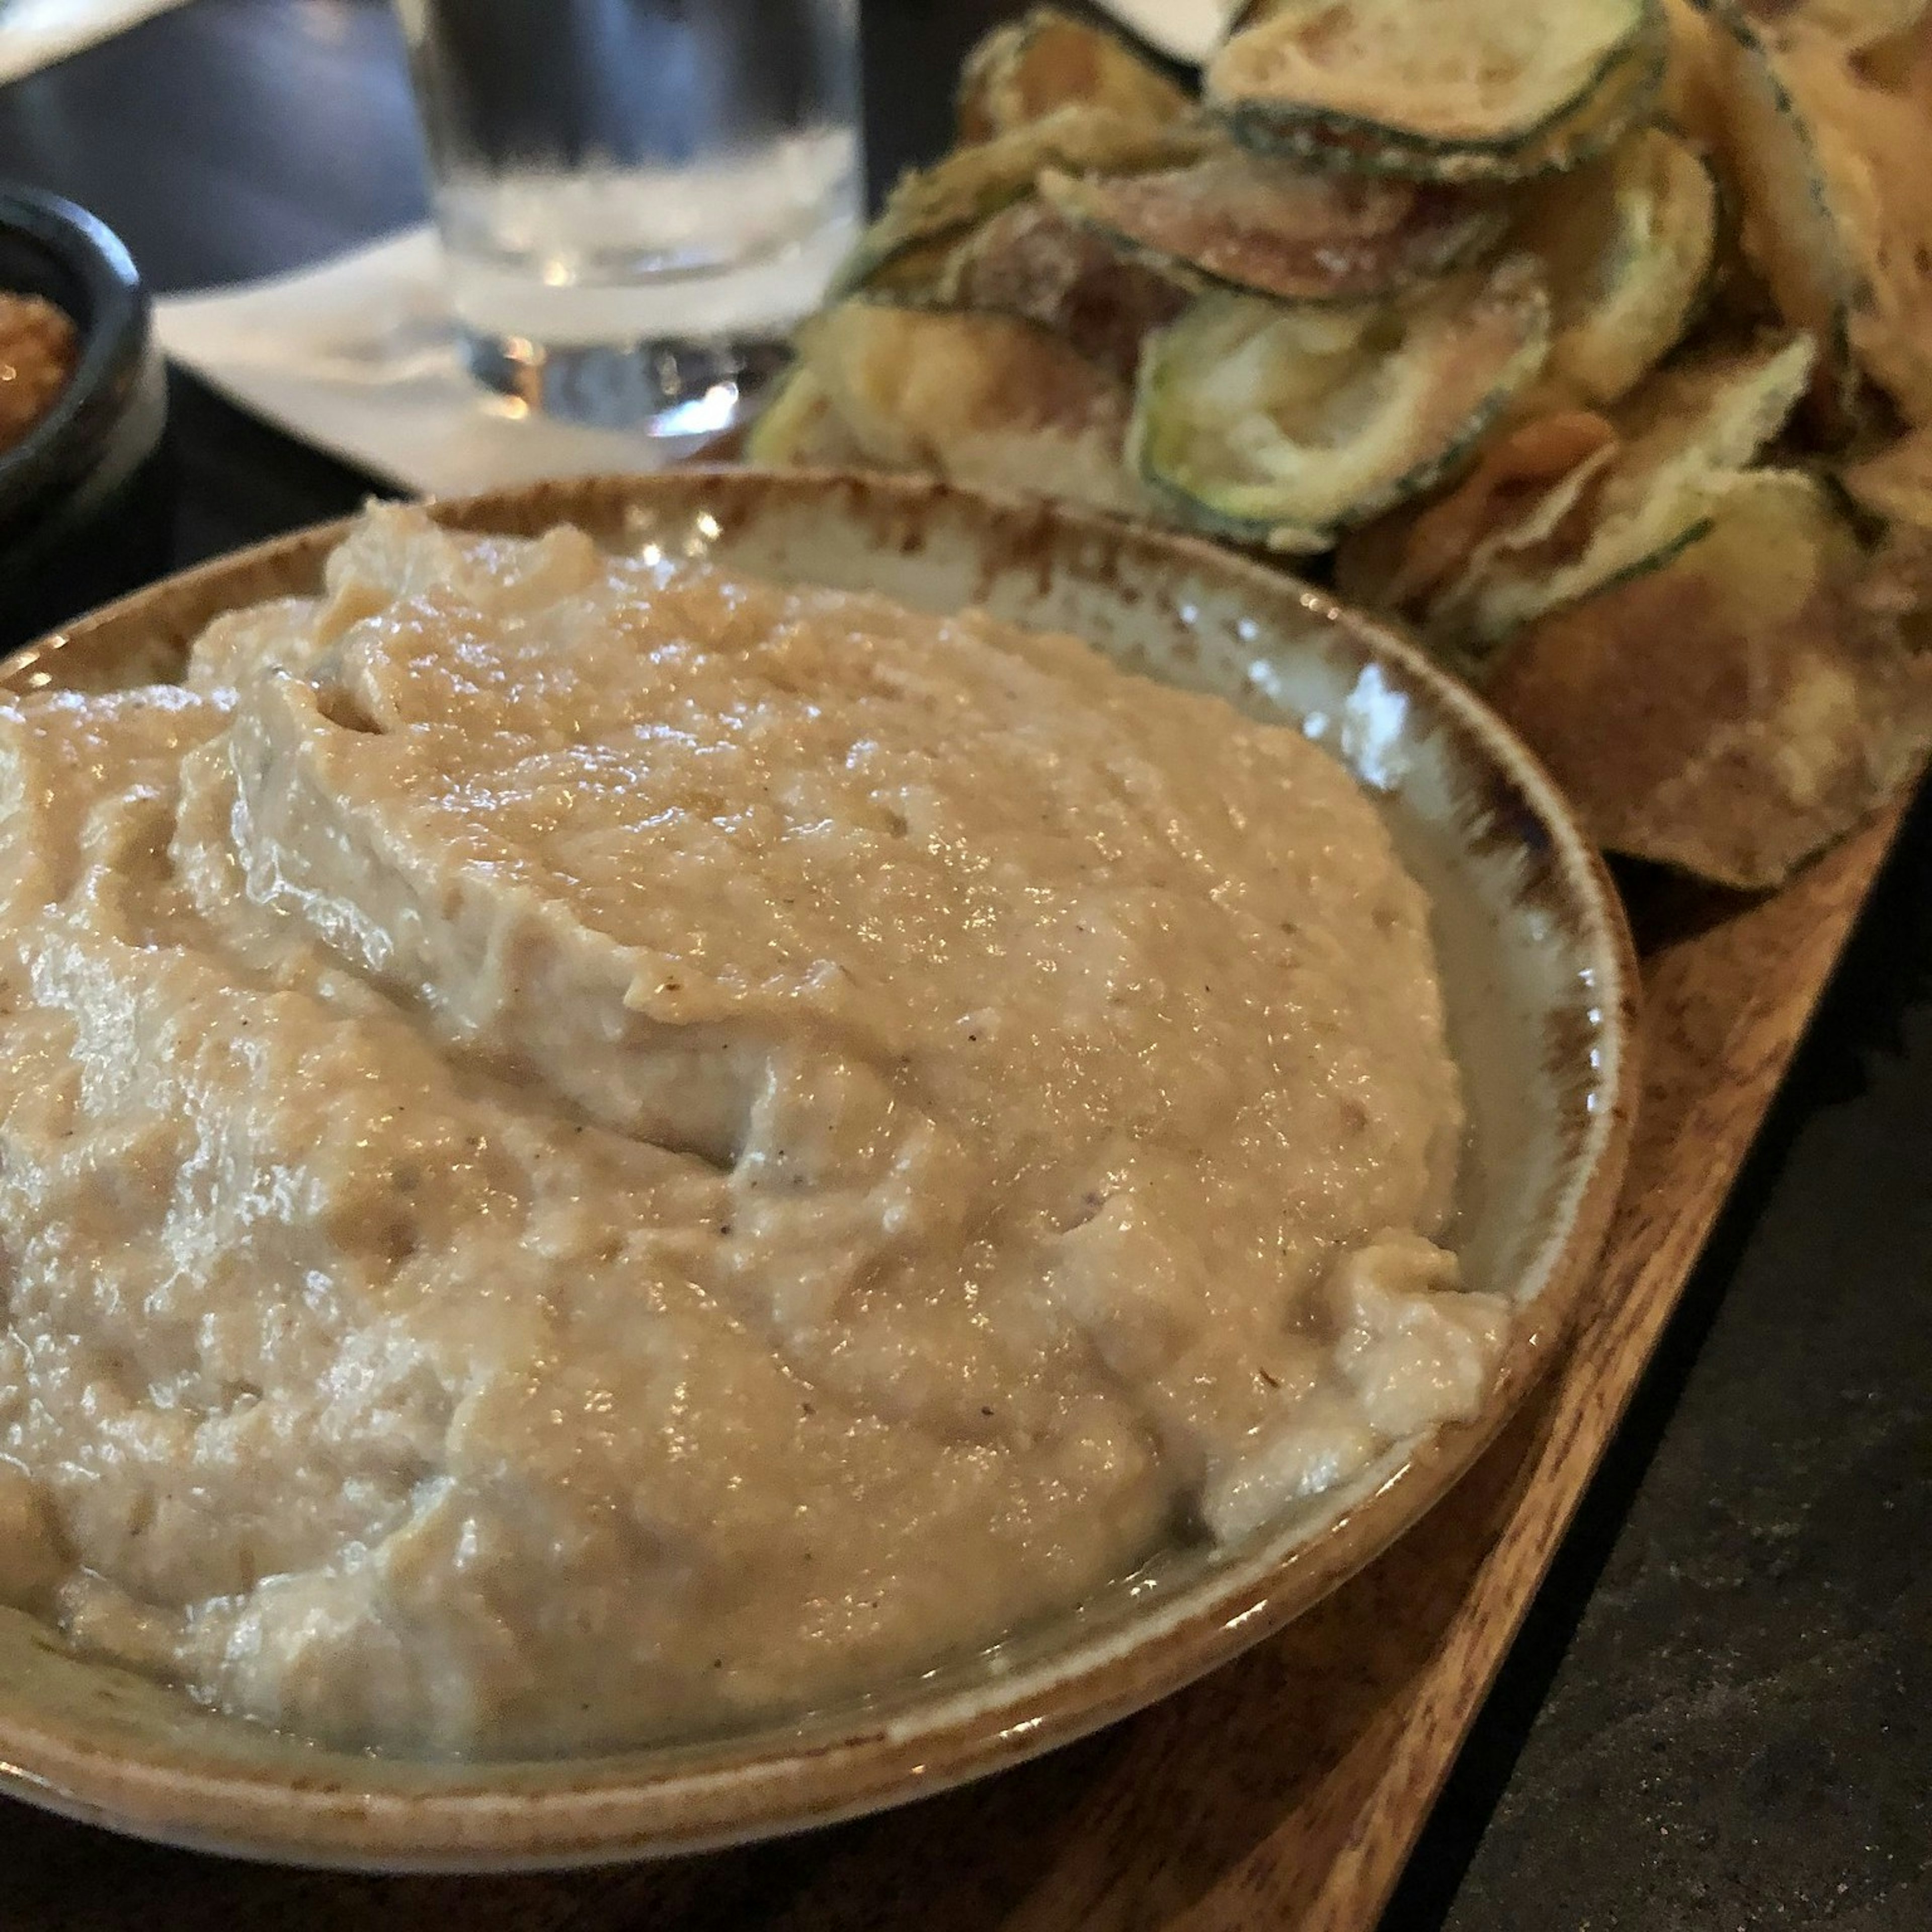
0 467 1634 1867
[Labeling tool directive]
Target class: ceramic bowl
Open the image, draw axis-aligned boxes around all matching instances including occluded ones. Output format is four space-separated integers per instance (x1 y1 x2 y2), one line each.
0 468 1637 1870
0 186 169 651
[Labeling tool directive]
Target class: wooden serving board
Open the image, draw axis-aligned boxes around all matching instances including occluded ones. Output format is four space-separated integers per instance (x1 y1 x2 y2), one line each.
1 788 1906 1929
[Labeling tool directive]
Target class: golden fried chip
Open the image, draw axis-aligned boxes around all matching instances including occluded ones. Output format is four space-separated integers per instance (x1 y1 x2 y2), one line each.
1790 0 1928 52
744 367 872 467
1838 422 1932 526
956 8 1190 142
1769 18 1932 426
795 299 1144 517
831 106 1213 301
1423 331 1813 660
1488 467 1932 887
1689 5 1863 427
1511 125 1720 412
1040 153 1505 306
940 198 1189 384
1334 411 1619 616
1687 5 1932 428
1662 0 1725 135
856 234 964 303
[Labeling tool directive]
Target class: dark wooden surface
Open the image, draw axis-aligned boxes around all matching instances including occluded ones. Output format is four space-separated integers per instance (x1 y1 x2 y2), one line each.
0 3 1923 1926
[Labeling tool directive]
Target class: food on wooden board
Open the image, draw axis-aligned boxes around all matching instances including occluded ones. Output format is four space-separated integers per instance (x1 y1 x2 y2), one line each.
755 0 1932 888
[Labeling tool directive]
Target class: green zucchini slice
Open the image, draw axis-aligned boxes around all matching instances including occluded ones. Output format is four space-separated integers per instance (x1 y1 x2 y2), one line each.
1208 0 1662 180
941 198 1191 384
1130 256 1552 553
795 299 1144 516
1719 8 1932 429
1430 332 1817 655
1690 1 1862 423
1038 152 1505 304
1218 28 1668 184
956 7 1191 143
828 106 1214 300
1514 126 1721 409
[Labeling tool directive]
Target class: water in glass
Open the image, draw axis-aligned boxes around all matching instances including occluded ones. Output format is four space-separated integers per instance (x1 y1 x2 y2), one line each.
396 0 862 435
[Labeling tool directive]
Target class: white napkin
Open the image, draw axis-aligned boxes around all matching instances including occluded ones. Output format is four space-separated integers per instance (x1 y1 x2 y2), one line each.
0 0 192 84
154 228 711 498
1091 0 1235 66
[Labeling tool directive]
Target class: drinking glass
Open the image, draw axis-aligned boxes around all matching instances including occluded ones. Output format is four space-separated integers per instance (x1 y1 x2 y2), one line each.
395 0 863 437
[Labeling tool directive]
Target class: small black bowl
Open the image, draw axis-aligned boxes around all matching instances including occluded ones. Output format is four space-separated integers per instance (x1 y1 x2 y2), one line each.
0 186 169 652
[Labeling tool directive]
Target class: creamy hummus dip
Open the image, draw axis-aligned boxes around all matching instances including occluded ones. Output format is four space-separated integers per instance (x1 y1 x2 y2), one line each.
0 506 1504 1756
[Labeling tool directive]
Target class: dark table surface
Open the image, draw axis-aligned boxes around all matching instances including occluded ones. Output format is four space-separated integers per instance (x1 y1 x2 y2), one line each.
0 3 1924 1926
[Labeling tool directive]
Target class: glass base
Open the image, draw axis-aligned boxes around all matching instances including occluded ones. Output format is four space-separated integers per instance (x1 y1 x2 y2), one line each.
460 330 791 438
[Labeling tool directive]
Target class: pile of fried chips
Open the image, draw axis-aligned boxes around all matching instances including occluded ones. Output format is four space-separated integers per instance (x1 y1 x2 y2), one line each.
756 1 1932 890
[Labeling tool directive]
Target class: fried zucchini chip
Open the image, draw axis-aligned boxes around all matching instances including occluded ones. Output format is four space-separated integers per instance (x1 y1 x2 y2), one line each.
1689 4 1854 415
830 106 1214 300
1208 0 1666 182
1039 151 1504 304
1755 16 1932 426
743 367 871 467
1682 1 1932 426
795 300 1143 517
1514 126 1721 409
1335 411 1621 615
853 234 964 304
1839 423 1932 527
1131 255 1551 553
956 7 1191 142
1426 332 1815 658
1788 0 1928 51
1489 468 1932 888
1662 0 1726 134
940 198 1190 383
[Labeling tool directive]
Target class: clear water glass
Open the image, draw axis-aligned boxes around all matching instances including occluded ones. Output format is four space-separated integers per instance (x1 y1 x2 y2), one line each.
395 0 862 437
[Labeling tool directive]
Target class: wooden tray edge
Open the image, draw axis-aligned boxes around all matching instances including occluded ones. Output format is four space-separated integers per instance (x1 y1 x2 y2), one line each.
1321 797 1912 1928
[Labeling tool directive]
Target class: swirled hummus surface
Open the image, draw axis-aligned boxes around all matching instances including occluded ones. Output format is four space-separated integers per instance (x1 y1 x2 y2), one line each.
0 506 1502 1756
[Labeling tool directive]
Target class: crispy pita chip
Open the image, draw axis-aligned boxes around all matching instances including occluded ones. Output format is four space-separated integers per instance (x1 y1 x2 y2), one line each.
1488 467 1932 887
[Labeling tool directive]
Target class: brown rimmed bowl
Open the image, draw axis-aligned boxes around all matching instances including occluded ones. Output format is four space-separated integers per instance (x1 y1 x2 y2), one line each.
0 468 1638 1870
